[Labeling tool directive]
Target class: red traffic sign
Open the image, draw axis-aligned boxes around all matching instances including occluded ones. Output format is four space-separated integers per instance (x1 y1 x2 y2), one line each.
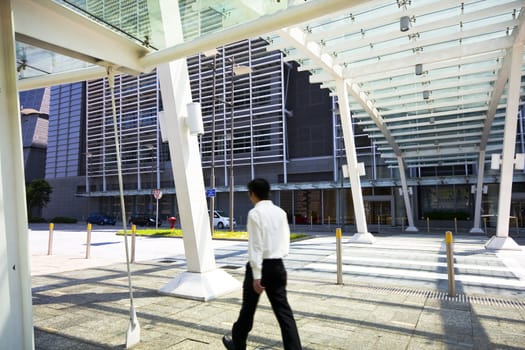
152 189 163 199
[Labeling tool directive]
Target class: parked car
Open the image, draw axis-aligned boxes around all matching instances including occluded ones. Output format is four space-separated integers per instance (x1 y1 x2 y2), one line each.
87 212 116 225
209 210 236 229
128 214 162 227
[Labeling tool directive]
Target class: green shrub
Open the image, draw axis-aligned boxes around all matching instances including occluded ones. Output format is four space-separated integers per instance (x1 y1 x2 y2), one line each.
49 216 77 224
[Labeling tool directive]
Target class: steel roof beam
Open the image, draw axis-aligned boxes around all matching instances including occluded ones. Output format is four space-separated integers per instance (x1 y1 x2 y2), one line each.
356 105 507 125
335 22 517 65
12 0 150 75
350 52 505 84
345 37 513 78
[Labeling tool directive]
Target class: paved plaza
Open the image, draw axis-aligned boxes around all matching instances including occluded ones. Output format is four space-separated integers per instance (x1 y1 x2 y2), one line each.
30 224 525 349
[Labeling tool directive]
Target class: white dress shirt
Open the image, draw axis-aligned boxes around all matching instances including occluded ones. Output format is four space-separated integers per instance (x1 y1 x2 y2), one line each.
247 200 290 279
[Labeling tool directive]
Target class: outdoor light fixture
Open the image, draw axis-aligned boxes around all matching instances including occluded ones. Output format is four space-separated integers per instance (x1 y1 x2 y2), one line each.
415 63 423 75
228 58 252 232
400 16 410 32
186 102 204 135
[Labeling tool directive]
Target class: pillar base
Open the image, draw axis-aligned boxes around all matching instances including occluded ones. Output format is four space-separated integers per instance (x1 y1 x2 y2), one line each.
485 236 522 251
469 227 484 234
405 226 419 232
348 232 376 244
159 269 241 301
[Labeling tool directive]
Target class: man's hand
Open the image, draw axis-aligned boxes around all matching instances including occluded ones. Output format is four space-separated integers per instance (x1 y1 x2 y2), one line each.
253 279 265 294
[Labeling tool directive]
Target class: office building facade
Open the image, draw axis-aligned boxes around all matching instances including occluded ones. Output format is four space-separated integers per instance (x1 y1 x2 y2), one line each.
40 37 525 228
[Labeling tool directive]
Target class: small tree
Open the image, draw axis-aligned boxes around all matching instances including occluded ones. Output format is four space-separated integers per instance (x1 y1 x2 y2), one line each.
26 179 52 218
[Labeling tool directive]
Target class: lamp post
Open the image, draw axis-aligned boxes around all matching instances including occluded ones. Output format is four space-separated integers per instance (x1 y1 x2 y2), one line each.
85 152 92 219
203 49 218 233
228 57 252 232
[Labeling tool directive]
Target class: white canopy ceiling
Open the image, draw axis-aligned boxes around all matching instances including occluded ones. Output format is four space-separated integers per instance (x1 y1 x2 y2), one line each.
12 0 525 169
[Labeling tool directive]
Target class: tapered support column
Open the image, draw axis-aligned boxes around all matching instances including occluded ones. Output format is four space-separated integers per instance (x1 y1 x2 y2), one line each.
470 151 485 234
397 156 418 232
335 79 375 244
150 0 240 300
0 1 35 348
486 44 523 251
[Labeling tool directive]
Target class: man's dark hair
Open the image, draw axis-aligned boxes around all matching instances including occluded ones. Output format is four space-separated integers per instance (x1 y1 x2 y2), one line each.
247 178 270 200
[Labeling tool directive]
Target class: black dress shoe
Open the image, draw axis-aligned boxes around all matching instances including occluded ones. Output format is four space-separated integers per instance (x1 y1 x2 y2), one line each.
222 335 235 350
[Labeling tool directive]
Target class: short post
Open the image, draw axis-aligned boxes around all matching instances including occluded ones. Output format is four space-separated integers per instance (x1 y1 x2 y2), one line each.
131 224 137 263
445 231 456 297
515 216 519 235
328 216 331 228
377 215 381 233
401 217 405 232
310 216 313 231
85 223 92 259
336 227 343 285
47 222 54 255
454 217 458 234
483 217 487 234
426 217 430 233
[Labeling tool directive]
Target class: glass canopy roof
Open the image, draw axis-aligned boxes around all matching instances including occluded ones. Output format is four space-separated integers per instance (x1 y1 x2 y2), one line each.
12 0 525 169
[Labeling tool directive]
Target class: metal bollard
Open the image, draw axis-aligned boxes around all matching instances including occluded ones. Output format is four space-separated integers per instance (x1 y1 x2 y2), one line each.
131 224 137 263
427 217 430 233
454 217 458 235
86 223 92 259
47 222 54 255
336 228 343 285
445 231 456 297
483 217 487 235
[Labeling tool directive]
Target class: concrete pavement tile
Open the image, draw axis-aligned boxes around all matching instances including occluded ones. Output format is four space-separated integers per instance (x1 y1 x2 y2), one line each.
374 333 412 350
34 330 108 350
424 298 471 311
407 336 473 350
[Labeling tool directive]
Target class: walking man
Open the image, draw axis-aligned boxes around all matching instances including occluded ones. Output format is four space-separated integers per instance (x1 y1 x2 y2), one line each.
223 178 302 350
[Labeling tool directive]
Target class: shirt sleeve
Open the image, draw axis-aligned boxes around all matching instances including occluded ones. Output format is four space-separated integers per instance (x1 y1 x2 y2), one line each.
247 210 264 279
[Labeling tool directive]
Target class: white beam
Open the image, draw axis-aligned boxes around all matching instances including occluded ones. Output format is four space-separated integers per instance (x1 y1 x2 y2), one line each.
480 7 525 151
345 37 513 78
13 0 150 75
151 0 240 301
488 41 524 250
364 115 487 132
357 105 506 125
397 156 417 232
336 20 517 65
0 1 34 348
336 79 375 243
470 151 486 234
353 51 504 84
17 66 107 91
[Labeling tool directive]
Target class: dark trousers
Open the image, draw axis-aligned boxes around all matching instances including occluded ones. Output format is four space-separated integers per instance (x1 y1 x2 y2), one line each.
231 259 302 350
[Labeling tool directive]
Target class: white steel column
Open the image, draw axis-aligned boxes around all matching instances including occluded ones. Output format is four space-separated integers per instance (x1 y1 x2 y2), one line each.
485 44 523 251
336 79 375 243
0 1 34 348
150 0 240 300
397 156 418 232
470 151 485 234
